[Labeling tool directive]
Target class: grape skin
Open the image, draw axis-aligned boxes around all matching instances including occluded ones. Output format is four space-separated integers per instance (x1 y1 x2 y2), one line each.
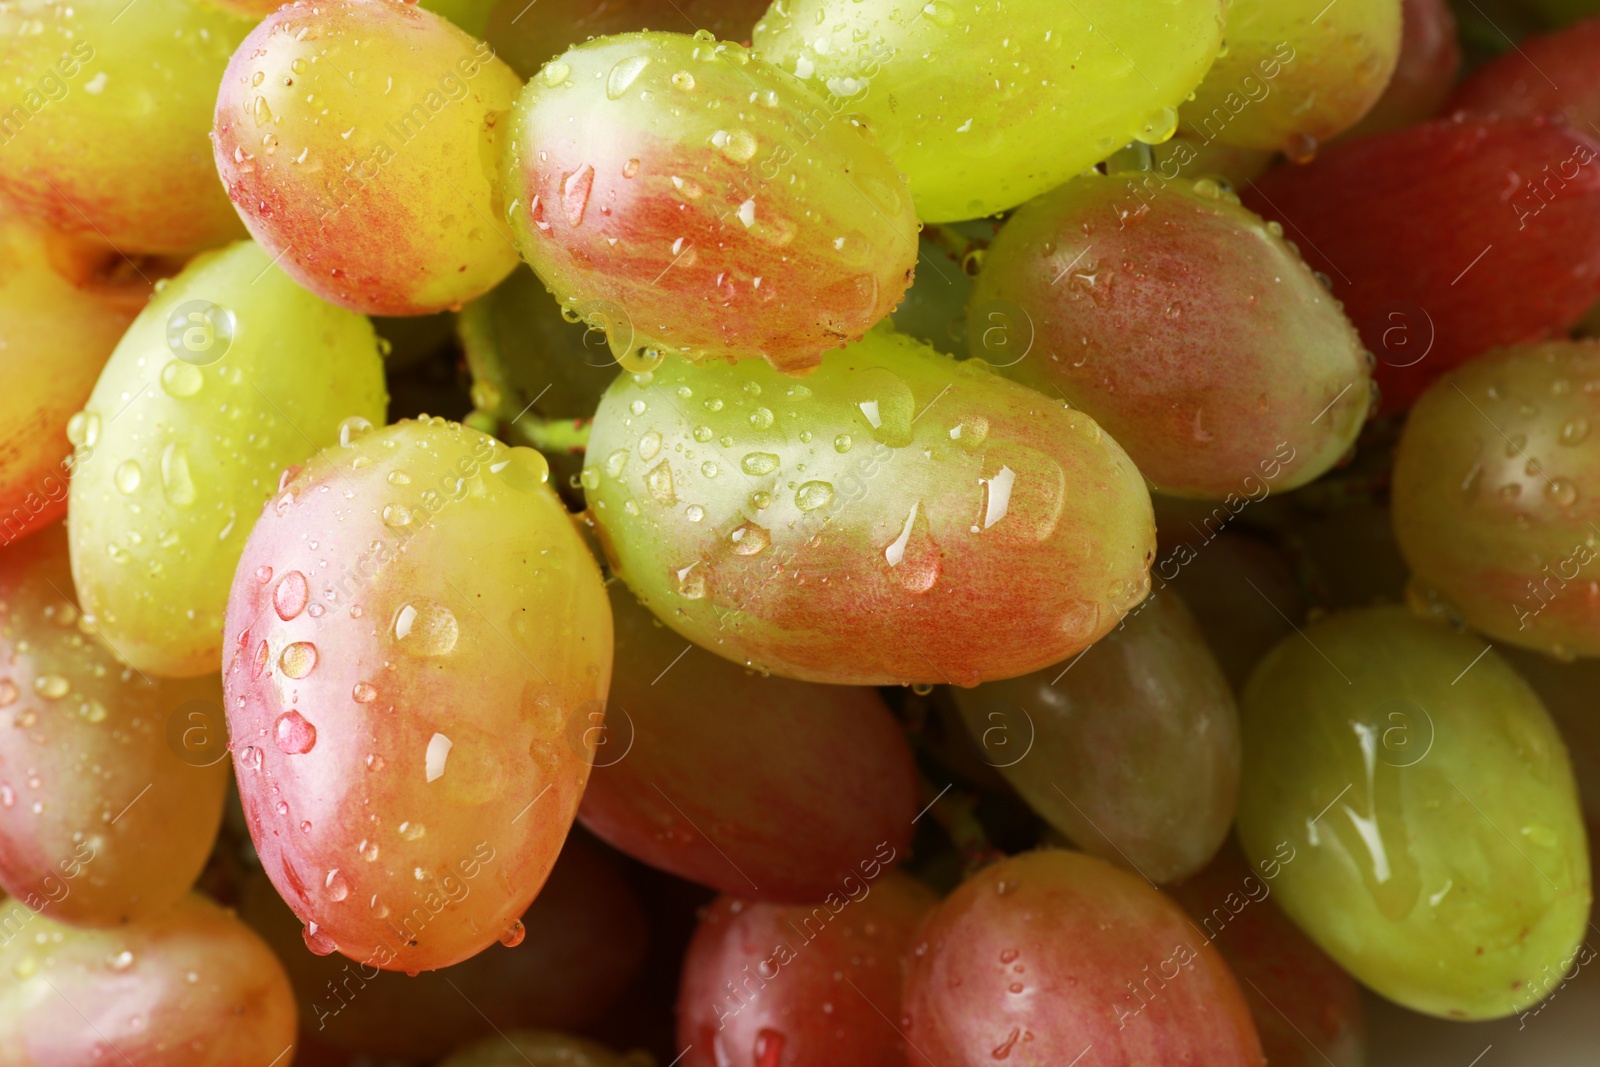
1181 0 1401 155
0 0 252 255
0 215 145 548
902 849 1265 1065
213 0 525 315
1238 607 1590 1019
675 873 936 1067
754 0 1225 221
970 170 1372 499
1343 0 1461 139
67 240 388 679
223 418 612 973
0 525 227 926
1449 14 1600 131
0 893 297 1064
583 329 1157 686
501 32 919 375
1393 341 1600 657
952 589 1240 884
578 584 918 901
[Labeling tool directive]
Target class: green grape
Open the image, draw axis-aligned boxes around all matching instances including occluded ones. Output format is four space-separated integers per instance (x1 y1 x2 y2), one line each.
0 525 228 926
213 0 524 315
1392 341 1600 658
1238 607 1590 1019
753 0 1225 221
67 240 388 678
969 170 1372 499
1180 0 1402 157
584 327 1156 686
0 893 296 1061
440 1031 635 1067
501 32 919 375
953 589 1240 883
484 0 771 78
0 213 148 548
0 0 252 255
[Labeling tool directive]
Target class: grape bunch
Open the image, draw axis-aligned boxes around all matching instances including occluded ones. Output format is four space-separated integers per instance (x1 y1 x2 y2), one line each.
4 0 1600 1065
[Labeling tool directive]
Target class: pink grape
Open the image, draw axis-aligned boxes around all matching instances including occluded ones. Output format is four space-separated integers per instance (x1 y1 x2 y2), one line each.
222 417 612 972
577 584 918 901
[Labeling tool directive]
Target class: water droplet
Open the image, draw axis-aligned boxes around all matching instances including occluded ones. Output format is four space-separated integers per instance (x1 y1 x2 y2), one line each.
686 504 705 522
274 571 309 620
542 60 572 87
382 503 412 528
647 460 677 504
833 434 853 453
606 55 650 99
33 675 69 700
399 821 426 841
114 460 142 495
339 416 373 448
741 452 780 475
66 411 101 449
0 681 15 707
279 642 318 679
352 682 377 703
324 869 350 902
500 920 527 947
105 950 134 972
1560 417 1591 446
749 406 774 429
638 430 663 461
795 481 834 511
393 601 459 656
754 1028 787 1067
160 360 203 398
729 521 771 555
561 163 594 226
1546 479 1578 507
302 922 337 956
673 562 706 599
275 711 317 754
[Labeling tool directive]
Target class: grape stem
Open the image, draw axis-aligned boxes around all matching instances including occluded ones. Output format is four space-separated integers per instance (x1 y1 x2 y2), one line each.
458 299 591 455
922 223 980 264
923 780 1006 878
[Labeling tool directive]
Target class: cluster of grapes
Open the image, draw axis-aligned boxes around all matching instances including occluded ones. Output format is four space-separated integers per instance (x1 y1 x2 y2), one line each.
2 0 1600 1063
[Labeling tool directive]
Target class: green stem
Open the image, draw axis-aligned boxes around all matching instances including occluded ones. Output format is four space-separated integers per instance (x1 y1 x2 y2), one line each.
458 298 591 456
924 781 1006 879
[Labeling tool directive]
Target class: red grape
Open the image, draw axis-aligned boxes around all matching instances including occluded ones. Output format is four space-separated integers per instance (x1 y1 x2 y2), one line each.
676 872 936 1067
1243 116 1600 412
578 585 917 901
1449 16 1600 131
903 850 1265 1066
222 418 612 972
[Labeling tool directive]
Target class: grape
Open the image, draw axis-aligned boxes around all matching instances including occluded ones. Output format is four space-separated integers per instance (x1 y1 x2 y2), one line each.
1180 0 1401 156
240 833 646 1058
67 240 387 679
213 0 524 316
952 589 1240 884
0 0 251 255
222 417 612 972
903 849 1265 1065
583 329 1156 686
484 0 770 78
1449 15 1600 131
753 0 1225 222
0 214 147 549
1343 0 1462 139
1170 841 1365 1067
970 170 1372 499
675 872 936 1067
1237 607 1590 1019
440 1031 636 1067
1149 524 1306 691
0 525 227 926
578 584 918 901
1242 117 1600 413
1392 341 1600 657
0 893 296 1062
500 32 918 376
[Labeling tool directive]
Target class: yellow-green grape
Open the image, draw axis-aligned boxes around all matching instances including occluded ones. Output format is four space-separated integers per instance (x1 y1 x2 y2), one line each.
953 589 1240 883
501 31 919 375
0 0 252 255
440 1031 635 1067
67 241 388 678
584 327 1156 686
213 0 524 315
1238 607 1590 1020
1181 0 1402 158
0 893 296 1060
0 526 228 926
752 0 1225 221
1392 341 1600 659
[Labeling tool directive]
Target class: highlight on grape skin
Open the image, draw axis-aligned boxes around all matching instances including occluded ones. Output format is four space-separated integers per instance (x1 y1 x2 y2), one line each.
213 0 525 315
501 31 919 374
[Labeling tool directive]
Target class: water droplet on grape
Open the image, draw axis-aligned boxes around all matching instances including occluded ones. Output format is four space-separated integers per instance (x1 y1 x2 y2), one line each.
274 711 317 755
